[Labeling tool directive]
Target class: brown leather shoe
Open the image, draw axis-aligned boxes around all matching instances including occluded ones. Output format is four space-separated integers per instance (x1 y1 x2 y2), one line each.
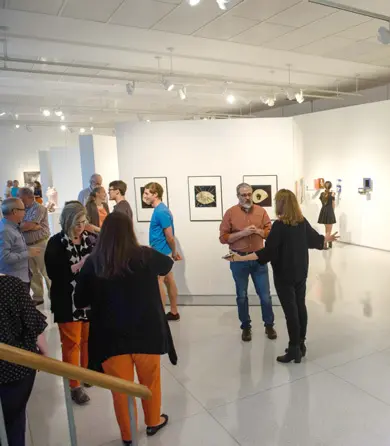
241 328 252 342
265 326 277 340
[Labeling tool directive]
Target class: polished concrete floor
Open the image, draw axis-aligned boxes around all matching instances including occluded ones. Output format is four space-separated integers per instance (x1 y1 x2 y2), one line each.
26 244 390 445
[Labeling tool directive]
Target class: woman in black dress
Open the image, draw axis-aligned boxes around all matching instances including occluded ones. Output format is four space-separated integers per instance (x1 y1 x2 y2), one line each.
318 181 336 249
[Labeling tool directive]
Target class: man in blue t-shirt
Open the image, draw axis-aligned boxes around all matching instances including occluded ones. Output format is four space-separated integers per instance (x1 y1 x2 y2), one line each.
143 182 181 321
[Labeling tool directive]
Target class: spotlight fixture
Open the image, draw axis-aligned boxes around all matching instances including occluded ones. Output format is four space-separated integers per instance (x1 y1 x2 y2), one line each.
216 0 231 10
25 125 33 132
15 124 20 129
60 124 67 131
162 79 175 91
295 90 305 104
90 126 94 131
60 115 65 121
260 96 276 107
187 0 201 5
54 109 63 117
178 87 187 101
378 23 390 45
146 119 151 123
226 94 236 104
80 128 85 134
15 114 19 119
42 109 51 117
126 81 135 95
285 88 295 101
0 112 6 117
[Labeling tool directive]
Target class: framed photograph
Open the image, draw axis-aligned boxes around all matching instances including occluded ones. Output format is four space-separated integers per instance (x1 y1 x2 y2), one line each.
23 171 40 188
188 176 223 221
133 177 169 222
243 175 278 220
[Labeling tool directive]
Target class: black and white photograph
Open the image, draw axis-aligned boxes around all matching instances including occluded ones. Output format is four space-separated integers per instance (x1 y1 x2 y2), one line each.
23 171 40 188
134 177 169 222
243 175 278 220
188 176 223 221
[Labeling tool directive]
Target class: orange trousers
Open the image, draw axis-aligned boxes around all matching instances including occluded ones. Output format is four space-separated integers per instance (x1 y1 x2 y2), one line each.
58 322 89 388
102 354 161 442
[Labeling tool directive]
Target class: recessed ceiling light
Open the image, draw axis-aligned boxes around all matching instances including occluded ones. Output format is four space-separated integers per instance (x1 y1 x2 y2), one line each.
60 115 65 121
162 79 175 91
15 124 20 129
146 119 151 123
80 128 85 134
60 124 67 131
0 112 6 117
42 109 51 117
226 94 235 104
90 126 94 131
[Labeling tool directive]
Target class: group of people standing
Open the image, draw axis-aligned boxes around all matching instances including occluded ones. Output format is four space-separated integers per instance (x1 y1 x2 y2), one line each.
0 171 338 446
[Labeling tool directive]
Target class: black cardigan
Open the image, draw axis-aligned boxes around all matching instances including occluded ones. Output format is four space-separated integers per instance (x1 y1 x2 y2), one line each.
44 232 94 323
256 218 324 284
86 201 110 228
74 247 177 371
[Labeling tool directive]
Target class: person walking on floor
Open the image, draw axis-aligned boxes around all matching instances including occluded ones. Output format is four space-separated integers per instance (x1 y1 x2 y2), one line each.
44 202 93 405
220 182 277 342
318 181 336 249
0 274 48 446
18 187 51 306
143 182 181 321
108 180 133 220
226 189 338 363
77 173 103 206
0 198 41 293
75 212 177 445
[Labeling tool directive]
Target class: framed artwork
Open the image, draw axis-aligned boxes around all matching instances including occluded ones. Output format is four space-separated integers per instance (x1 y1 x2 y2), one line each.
23 171 40 188
243 175 278 220
314 178 325 190
188 176 223 221
133 177 169 222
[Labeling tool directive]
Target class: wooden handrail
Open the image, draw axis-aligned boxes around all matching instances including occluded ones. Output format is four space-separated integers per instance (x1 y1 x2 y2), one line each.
0 343 152 400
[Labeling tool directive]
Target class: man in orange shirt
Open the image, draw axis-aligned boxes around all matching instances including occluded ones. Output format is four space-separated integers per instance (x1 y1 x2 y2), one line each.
220 183 277 342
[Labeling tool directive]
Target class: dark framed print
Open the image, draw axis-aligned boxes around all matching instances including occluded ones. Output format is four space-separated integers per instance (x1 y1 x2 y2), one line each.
243 175 278 220
188 176 223 221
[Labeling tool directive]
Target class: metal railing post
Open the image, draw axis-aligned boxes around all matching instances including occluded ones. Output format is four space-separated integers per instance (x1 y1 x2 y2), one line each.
0 398 9 446
128 396 138 446
63 378 78 446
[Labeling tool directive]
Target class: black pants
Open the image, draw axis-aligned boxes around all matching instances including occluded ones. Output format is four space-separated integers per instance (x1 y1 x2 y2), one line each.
0 372 36 446
274 278 307 347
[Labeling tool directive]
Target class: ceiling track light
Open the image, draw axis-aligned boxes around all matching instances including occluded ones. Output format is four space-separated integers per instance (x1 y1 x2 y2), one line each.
25 125 32 132
54 108 63 117
226 94 236 104
15 124 20 129
0 112 6 117
186 0 201 6
126 81 135 95
178 87 187 100
162 79 175 91
60 115 65 121
260 96 276 107
378 23 390 44
42 109 51 117
295 90 305 104
216 0 230 10
60 124 67 131
80 128 86 134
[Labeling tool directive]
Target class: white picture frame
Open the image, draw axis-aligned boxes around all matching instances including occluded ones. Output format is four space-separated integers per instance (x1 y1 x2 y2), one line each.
134 177 169 222
243 175 278 220
188 176 223 221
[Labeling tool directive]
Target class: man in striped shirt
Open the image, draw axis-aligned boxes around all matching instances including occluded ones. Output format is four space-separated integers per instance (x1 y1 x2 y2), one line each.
19 188 51 305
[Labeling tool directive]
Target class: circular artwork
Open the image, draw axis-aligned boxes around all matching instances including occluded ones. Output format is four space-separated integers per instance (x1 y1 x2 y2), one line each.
252 188 268 204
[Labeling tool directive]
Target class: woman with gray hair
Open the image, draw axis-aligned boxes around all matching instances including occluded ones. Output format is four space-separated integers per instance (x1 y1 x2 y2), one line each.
44 202 93 405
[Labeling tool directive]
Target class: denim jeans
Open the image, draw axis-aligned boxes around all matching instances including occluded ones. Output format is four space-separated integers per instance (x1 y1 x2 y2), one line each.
230 261 274 329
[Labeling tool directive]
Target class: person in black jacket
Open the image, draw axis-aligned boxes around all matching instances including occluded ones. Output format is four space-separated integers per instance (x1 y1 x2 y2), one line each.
226 189 338 364
44 202 93 405
74 212 176 446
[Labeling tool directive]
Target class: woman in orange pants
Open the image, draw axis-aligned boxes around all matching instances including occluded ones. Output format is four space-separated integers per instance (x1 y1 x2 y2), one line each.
45 202 94 405
75 212 177 445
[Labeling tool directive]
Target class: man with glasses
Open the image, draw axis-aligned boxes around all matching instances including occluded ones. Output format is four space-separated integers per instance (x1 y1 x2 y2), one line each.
108 180 133 220
77 173 103 206
219 183 277 342
0 198 40 293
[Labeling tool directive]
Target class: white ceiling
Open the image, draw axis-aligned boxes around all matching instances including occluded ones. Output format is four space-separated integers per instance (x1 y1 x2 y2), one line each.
1 0 390 130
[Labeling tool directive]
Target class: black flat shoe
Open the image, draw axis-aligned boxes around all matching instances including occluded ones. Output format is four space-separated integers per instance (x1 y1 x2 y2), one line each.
146 414 169 437
277 346 302 364
122 441 132 445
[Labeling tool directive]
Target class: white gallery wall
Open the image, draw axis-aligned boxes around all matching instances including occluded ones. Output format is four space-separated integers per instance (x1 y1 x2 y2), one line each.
116 118 297 296
0 127 78 192
296 99 390 251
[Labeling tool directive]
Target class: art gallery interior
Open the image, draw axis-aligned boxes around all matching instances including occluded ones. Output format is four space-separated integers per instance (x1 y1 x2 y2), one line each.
2 1 390 445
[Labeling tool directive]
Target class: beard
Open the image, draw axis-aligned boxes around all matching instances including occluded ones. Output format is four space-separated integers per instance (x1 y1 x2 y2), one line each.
241 200 252 210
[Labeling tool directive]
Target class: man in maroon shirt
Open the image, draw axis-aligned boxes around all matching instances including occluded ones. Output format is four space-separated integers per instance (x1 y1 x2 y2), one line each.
220 183 276 342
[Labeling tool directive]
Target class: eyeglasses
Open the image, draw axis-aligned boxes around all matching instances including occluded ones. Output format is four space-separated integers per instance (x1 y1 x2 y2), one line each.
240 193 252 198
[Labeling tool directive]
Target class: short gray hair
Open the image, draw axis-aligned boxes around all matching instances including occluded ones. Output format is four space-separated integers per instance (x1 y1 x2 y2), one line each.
18 187 34 198
1 198 22 216
236 183 252 196
60 202 87 238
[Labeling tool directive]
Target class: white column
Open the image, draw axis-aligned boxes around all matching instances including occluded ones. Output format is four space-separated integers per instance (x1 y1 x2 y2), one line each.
38 150 53 195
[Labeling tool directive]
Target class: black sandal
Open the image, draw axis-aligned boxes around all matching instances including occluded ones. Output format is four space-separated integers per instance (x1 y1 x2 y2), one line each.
146 414 169 436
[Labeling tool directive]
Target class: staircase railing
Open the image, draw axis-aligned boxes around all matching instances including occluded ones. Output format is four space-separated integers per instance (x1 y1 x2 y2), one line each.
0 343 152 446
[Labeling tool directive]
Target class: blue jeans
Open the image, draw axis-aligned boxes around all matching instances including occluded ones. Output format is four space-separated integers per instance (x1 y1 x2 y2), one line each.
230 261 274 329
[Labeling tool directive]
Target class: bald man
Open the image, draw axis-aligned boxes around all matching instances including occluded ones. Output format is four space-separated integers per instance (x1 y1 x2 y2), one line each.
77 173 103 206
